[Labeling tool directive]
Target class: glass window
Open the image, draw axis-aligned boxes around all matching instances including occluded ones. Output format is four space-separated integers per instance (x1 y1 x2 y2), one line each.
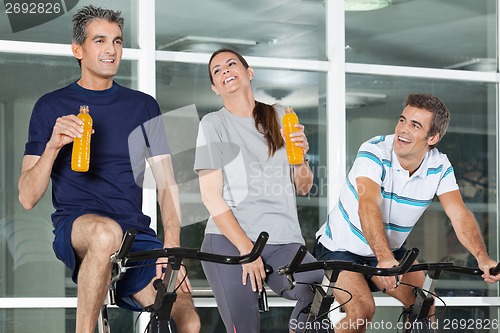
1 0 499 331
0 54 82 296
345 0 497 71
155 0 326 60
346 74 497 296
0 53 136 332
0 0 136 48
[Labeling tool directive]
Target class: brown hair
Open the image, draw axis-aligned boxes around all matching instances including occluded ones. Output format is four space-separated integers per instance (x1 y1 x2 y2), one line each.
403 93 450 148
208 48 284 157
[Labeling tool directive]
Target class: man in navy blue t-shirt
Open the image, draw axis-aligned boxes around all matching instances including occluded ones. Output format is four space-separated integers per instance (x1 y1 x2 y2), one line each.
18 5 200 333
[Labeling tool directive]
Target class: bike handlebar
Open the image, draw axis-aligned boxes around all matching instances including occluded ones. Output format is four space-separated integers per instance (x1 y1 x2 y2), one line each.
115 229 137 260
278 246 500 278
407 262 500 276
281 245 309 275
112 229 269 265
278 247 420 276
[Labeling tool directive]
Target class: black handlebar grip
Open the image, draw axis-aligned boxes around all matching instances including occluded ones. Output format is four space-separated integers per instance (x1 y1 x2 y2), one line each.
116 229 137 259
398 248 420 273
284 245 308 274
246 232 269 261
489 262 500 275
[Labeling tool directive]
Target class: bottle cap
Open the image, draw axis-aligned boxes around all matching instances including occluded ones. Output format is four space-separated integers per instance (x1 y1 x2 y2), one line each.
80 105 90 113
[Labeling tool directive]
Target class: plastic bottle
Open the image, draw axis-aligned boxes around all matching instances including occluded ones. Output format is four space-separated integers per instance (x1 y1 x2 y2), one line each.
71 105 93 172
282 106 304 165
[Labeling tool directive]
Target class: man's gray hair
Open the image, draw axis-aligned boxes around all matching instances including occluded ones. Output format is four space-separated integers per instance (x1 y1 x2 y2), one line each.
72 5 124 45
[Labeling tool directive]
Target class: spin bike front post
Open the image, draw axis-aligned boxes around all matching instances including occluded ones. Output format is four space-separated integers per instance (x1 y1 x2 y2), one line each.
307 268 339 325
100 229 137 333
148 256 181 333
404 268 444 333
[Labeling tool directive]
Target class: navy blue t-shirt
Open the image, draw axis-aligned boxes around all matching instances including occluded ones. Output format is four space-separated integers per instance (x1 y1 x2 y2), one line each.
24 82 170 235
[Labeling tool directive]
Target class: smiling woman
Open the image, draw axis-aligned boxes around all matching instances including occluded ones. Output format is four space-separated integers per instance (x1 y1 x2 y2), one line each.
194 48 323 333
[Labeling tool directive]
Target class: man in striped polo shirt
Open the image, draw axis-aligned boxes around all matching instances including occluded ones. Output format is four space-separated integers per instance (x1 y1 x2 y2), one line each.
315 93 500 333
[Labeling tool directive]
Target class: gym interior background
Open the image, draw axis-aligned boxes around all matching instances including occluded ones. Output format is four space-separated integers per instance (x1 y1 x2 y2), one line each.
0 0 498 332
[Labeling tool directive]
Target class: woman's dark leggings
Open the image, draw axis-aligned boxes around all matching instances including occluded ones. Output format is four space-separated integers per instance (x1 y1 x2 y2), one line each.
202 234 324 333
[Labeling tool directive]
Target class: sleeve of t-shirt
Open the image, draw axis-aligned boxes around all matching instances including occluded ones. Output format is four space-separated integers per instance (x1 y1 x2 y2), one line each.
349 140 385 186
141 96 171 158
436 154 459 196
24 98 53 156
193 116 224 173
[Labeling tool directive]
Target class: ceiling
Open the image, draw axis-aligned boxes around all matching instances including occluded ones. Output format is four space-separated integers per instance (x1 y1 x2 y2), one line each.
0 0 496 132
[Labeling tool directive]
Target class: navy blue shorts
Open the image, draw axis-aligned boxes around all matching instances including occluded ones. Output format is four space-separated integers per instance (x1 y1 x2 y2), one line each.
52 213 162 311
314 238 408 292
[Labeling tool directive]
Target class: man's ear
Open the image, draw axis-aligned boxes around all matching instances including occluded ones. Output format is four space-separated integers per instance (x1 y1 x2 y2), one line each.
211 84 219 96
72 43 83 61
427 133 440 146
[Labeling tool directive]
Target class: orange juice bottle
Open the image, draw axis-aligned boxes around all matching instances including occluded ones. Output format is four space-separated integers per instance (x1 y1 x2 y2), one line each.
71 105 93 172
282 107 304 164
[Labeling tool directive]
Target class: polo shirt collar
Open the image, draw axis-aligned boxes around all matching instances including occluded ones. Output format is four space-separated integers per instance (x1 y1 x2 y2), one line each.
391 149 430 179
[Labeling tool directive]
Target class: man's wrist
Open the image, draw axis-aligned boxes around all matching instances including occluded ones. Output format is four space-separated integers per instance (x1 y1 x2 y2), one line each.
475 253 491 264
44 142 61 155
376 250 396 263
164 240 180 248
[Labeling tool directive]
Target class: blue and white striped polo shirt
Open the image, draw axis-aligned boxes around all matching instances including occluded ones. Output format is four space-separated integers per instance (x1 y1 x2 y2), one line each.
317 134 458 257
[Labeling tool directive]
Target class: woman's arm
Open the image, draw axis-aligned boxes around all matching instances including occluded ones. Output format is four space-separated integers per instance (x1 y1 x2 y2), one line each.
284 123 313 195
293 160 313 195
198 169 266 291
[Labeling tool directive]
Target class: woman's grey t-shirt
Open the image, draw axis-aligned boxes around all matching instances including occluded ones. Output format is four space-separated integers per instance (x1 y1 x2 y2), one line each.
194 105 305 245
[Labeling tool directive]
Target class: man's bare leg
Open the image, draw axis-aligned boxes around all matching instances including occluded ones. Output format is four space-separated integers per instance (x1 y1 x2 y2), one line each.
372 269 432 326
171 289 201 332
71 214 123 333
333 271 375 333
372 270 424 309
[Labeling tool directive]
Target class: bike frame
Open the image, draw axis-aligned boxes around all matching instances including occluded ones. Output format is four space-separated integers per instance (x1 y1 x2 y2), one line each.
402 262 500 333
97 229 269 333
279 246 500 333
278 246 419 333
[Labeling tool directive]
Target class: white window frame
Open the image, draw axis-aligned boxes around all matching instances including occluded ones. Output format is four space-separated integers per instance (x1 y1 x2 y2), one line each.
0 0 498 331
